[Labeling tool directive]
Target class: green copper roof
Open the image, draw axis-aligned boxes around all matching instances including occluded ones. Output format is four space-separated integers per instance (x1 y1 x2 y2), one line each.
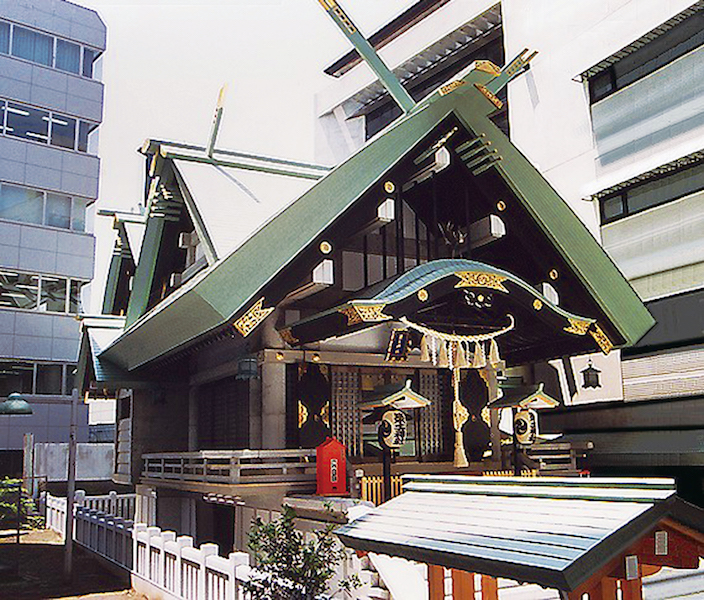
101 67 653 371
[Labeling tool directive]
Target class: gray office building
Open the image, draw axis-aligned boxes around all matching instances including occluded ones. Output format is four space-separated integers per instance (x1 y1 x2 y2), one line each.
0 0 105 472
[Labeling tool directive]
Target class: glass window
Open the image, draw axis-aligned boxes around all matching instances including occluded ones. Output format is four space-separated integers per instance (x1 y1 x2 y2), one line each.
0 100 5 134
0 184 43 224
589 69 615 104
55 39 80 74
36 364 62 394
49 113 76 150
46 193 71 229
77 121 98 153
0 21 9 55
39 276 67 312
71 197 88 232
0 271 38 310
0 361 34 396
64 365 75 395
6 102 49 143
69 280 83 313
627 162 704 214
601 195 625 222
82 47 98 78
12 26 52 67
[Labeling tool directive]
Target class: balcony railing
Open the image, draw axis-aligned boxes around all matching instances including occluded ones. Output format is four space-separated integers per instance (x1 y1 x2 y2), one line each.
141 449 317 486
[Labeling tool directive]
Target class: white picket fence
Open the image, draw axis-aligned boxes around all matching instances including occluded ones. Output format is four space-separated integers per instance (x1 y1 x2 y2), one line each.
132 524 251 600
79 489 136 520
45 492 252 600
74 505 134 569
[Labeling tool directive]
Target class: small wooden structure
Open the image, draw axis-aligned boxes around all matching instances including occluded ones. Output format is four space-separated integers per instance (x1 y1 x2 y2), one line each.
337 475 704 599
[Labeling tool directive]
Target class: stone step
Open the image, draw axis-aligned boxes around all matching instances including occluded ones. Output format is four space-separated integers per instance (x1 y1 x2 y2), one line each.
366 585 391 600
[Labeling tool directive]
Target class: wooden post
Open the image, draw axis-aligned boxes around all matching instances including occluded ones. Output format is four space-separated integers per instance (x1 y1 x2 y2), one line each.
452 569 475 597
587 577 618 600
428 564 444 600
621 578 643 600
481 574 499 600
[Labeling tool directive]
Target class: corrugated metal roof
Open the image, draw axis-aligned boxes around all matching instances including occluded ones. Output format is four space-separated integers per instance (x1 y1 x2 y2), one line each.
337 475 700 591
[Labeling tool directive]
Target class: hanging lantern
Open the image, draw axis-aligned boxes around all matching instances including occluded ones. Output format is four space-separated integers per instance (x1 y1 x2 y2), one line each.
235 356 259 380
581 360 601 389
0 392 32 415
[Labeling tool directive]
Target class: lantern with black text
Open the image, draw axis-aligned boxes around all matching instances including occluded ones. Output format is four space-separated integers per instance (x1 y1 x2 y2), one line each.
514 409 538 445
316 437 347 496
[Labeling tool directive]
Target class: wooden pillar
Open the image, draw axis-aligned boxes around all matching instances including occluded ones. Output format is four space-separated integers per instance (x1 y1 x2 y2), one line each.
428 564 444 600
481 574 499 600
621 578 643 600
587 577 618 600
452 569 475 597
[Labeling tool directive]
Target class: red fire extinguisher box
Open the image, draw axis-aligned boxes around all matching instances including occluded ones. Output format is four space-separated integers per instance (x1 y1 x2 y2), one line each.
316 437 348 496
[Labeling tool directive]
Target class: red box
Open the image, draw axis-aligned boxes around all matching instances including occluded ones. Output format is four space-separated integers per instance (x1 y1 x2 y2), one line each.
316 437 348 496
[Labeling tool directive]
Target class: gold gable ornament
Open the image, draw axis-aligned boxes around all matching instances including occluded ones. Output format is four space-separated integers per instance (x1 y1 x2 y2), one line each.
278 327 299 346
564 317 592 336
339 304 391 325
590 323 614 355
233 297 275 337
454 271 509 293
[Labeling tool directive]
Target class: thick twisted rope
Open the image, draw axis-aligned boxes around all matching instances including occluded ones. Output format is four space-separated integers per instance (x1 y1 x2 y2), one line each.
399 314 515 343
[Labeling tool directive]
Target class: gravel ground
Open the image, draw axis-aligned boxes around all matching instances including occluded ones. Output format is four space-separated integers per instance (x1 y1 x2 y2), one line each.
0 529 143 600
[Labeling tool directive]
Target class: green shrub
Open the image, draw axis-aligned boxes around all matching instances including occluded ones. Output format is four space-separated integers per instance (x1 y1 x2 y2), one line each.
245 505 359 599
0 478 44 530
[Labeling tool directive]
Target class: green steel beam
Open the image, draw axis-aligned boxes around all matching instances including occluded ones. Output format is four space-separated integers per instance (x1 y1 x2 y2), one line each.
143 139 333 172
124 204 168 327
163 150 325 180
486 48 538 96
102 223 133 315
317 0 415 114
102 247 123 316
206 86 226 158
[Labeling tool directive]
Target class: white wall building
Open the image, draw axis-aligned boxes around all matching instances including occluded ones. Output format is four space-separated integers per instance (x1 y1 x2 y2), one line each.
0 0 107 473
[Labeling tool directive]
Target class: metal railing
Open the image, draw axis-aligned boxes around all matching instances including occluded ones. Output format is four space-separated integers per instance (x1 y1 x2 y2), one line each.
141 449 317 486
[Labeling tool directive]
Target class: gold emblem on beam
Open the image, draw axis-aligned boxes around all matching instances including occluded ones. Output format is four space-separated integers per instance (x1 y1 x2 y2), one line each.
474 84 504 109
339 306 363 326
474 60 502 76
455 271 509 293
439 80 467 96
278 327 299 346
564 318 591 336
590 323 613 355
233 297 274 337
339 304 391 325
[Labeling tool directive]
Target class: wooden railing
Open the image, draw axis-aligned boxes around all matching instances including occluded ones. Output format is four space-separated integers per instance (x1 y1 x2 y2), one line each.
141 449 317 486
360 475 403 505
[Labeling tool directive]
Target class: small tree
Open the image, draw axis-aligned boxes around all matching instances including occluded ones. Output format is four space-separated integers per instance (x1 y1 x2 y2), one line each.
0 478 43 530
245 505 359 599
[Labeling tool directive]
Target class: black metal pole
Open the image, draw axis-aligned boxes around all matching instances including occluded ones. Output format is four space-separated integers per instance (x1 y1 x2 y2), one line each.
15 482 21 575
512 407 521 476
382 448 392 503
